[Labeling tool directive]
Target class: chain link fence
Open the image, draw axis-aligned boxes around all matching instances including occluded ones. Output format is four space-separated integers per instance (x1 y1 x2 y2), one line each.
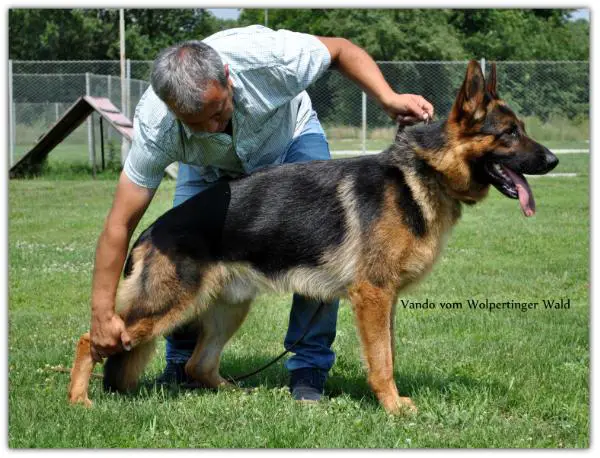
308 60 589 153
9 60 153 167
9 60 589 167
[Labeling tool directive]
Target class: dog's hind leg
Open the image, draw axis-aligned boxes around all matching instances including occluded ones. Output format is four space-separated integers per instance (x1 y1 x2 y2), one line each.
102 248 212 394
349 281 416 415
185 299 252 388
103 297 199 393
68 332 95 407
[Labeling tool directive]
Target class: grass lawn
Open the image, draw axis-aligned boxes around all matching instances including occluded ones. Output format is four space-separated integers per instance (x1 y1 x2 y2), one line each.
326 138 590 153
8 156 589 448
11 138 589 169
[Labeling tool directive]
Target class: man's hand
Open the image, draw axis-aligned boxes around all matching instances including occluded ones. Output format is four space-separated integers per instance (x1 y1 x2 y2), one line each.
317 37 435 127
90 312 132 362
382 93 434 126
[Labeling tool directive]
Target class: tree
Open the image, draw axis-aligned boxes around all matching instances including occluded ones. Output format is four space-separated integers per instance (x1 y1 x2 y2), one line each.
9 9 227 61
448 9 588 60
9 9 113 60
239 9 467 60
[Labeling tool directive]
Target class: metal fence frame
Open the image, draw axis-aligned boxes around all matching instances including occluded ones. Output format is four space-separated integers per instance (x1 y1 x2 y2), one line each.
8 59 589 167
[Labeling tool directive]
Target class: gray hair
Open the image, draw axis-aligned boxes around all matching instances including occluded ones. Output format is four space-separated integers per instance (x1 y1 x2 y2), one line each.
150 40 227 114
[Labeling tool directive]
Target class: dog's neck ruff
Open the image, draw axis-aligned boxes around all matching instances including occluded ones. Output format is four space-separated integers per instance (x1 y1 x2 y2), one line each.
393 120 487 206
391 121 452 189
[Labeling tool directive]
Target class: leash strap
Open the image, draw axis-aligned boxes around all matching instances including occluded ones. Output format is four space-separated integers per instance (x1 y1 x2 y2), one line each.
225 300 327 384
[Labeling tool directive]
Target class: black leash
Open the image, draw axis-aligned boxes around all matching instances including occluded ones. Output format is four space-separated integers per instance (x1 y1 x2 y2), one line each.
224 300 327 384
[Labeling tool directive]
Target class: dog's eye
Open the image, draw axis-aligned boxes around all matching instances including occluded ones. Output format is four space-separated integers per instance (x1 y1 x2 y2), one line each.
503 126 519 139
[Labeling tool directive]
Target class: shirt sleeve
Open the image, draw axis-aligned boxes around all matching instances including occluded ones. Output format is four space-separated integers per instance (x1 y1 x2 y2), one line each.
123 116 176 189
225 28 332 111
272 29 332 96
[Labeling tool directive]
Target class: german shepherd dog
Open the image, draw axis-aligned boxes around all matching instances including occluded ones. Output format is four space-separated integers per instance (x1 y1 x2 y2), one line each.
68 61 558 414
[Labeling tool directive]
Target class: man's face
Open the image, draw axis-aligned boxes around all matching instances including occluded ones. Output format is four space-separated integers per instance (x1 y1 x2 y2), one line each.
171 77 234 134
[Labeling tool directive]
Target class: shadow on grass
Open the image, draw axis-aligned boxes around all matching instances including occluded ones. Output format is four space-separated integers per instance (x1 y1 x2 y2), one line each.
326 370 507 406
104 353 506 408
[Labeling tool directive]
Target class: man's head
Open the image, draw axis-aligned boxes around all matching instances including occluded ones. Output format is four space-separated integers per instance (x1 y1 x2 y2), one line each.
151 40 234 133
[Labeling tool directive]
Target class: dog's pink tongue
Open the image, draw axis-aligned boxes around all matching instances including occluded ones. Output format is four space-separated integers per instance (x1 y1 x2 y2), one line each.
501 166 536 217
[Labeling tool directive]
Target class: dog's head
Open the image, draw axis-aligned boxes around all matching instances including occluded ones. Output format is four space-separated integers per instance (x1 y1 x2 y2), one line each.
431 60 558 216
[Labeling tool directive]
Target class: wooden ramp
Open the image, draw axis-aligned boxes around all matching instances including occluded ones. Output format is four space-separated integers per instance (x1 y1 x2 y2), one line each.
10 96 134 178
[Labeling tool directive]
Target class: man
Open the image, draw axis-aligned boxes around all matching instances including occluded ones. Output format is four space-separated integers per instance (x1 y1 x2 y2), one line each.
89 25 434 402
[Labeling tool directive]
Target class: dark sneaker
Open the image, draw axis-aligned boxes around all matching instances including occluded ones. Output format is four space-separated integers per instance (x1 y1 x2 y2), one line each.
155 361 192 385
289 368 327 402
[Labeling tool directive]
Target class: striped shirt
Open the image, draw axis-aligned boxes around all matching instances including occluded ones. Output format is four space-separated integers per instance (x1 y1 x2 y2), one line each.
124 25 332 189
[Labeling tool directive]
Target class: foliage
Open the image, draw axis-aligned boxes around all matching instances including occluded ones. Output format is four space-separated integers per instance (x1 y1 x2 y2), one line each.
9 8 589 62
238 9 588 61
9 9 224 61
449 9 589 60
9 9 114 60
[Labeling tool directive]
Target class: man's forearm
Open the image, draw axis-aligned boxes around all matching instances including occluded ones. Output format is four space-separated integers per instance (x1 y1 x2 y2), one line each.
91 223 131 319
330 40 396 108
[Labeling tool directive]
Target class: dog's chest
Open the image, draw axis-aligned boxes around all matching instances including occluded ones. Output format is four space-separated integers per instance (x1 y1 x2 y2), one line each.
392 198 459 285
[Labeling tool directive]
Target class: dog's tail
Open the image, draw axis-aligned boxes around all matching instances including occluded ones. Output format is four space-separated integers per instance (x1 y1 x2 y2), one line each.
103 339 157 393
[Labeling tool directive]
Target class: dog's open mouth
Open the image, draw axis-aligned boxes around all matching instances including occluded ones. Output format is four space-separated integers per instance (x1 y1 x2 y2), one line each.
485 162 536 217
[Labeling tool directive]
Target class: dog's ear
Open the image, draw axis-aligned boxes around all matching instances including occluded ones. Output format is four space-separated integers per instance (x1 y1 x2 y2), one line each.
487 62 498 99
450 60 488 123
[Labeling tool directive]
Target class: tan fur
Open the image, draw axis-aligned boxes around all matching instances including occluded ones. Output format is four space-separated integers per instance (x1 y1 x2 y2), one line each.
68 333 95 407
68 60 534 415
348 281 416 414
185 299 252 387
321 177 363 284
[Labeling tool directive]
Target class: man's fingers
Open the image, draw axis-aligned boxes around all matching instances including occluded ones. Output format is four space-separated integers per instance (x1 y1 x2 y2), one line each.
396 115 420 125
121 330 132 352
420 99 434 119
408 95 434 120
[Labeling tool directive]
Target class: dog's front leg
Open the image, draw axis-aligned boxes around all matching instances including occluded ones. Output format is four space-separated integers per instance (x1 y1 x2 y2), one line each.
68 332 96 407
349 281 416 415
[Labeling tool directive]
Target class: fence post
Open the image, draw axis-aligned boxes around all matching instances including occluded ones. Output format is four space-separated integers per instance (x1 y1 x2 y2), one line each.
120 59 132 164
85 73 97 178
126 58 131 119
480 57 486 75
361 92 367 155
9 60 15 168
107 74 112 142
55 103 60 121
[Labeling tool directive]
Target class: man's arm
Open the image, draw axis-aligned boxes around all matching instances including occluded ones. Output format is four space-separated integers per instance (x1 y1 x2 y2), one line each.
90 171 156 361
317 37 434 125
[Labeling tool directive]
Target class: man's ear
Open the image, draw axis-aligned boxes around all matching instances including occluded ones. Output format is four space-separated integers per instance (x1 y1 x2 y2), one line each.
450 60 488 123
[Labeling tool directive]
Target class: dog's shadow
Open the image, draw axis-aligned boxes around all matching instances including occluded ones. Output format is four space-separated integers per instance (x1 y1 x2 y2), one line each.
105 353 506 407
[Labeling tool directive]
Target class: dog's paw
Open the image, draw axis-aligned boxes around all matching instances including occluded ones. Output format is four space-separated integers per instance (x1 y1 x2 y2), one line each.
69 394 93 408
385 396 417 416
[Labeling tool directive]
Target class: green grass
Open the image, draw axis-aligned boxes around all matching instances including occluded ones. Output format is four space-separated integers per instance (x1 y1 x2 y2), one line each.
8 162 589 448
546 153 589 176
327 138 590 152
11 134 588 169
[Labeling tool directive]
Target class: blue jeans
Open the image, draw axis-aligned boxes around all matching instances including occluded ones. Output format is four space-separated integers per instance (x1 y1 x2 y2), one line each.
168 112 340 374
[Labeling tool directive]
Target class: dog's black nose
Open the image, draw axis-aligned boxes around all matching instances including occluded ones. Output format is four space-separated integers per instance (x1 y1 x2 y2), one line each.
545 151 559 171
